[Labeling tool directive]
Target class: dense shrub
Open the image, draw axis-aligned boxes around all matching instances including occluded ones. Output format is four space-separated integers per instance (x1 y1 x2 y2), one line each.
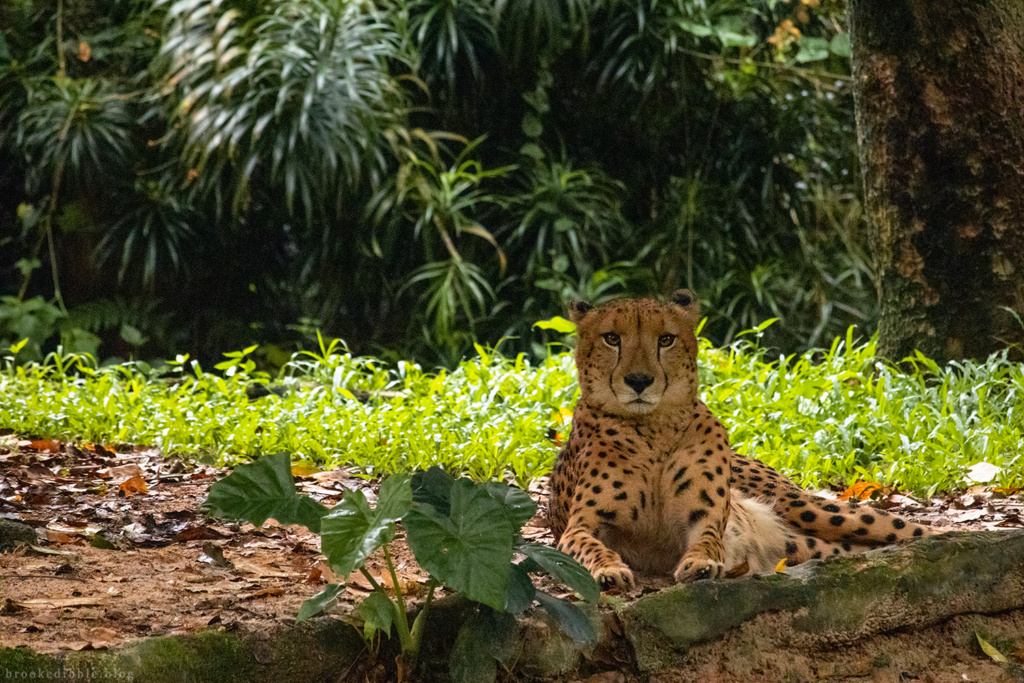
1 0 867 364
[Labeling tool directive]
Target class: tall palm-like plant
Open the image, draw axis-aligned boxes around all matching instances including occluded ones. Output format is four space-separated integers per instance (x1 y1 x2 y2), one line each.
158 0 409 219
17 77 135 194
405 0 498 101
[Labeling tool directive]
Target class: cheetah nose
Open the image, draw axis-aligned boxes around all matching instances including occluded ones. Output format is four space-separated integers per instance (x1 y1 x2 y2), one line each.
623 373 654 394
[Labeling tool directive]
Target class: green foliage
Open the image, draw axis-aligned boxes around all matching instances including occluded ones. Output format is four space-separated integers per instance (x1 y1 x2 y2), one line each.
158 0 407 217
202 451 328 532
203 457 598 680
321 474 412 577
4 333 1024 496
1 0 877 365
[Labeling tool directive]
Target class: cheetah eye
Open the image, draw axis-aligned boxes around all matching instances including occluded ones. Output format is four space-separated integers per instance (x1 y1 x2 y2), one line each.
602 332 620 346
658 334 676 348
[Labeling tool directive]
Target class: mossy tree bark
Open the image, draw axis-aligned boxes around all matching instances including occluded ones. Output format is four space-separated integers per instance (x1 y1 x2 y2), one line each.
850 0 1024 362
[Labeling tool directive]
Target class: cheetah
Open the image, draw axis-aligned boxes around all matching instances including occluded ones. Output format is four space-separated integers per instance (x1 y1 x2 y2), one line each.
547 290 937 591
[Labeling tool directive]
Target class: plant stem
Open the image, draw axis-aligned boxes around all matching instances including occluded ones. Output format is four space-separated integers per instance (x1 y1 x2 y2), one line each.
408 579 437 661
56 0 66 77
382 544 412 652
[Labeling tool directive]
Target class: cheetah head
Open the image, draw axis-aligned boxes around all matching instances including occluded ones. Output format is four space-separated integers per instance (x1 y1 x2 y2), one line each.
570 290 701 416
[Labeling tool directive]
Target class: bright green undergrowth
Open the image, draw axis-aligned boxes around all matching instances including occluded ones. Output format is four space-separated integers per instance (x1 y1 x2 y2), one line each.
2 330 1023 495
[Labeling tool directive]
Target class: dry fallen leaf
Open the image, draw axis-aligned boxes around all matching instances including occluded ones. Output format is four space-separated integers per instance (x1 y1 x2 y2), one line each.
119 475 148 495
45 529 75 544
976 632 1008 663
291 463 320 477
17 596 109 608
80 626 118 646
838 481 887 502
774 558 788 573
241 587 286 601
98 464 144 480
345 570 376 595
28 439 62 453
78 41 91 62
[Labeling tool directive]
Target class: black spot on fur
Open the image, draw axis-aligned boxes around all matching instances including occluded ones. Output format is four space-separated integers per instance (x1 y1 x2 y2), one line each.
860 514 875 525
892 518 906 530
829 515 845 526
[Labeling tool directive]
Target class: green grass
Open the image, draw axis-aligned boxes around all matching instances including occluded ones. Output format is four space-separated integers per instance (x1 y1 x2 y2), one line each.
2 330 1023 495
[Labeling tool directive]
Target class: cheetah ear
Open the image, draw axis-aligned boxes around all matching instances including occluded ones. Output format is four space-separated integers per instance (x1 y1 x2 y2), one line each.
568 300 593 323
670 289 700 315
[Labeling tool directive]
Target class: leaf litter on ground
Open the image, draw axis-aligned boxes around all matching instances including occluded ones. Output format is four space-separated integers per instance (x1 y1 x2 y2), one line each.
1 433 1022 656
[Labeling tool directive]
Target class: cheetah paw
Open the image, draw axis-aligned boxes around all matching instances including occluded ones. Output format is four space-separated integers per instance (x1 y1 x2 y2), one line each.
593 563 635 593
673 557 725 583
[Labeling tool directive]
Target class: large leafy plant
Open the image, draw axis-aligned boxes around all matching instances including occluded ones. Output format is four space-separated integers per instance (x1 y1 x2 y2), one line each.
204 455 599 680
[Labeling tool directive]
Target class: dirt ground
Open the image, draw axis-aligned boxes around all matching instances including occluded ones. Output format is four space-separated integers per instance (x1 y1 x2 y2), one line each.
2 432 1024 680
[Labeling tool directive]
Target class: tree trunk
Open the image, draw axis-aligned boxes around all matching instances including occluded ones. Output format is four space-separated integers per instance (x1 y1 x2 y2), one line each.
850 0 1024 362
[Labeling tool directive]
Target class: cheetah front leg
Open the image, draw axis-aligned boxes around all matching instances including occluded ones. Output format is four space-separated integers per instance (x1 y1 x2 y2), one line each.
663 452 731 582
557 513 635 591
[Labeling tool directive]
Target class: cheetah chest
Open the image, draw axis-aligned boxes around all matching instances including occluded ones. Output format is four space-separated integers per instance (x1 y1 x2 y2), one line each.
586 452 703 576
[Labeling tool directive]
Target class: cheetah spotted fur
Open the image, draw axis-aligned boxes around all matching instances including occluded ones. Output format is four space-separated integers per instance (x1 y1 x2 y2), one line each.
547 290 937 591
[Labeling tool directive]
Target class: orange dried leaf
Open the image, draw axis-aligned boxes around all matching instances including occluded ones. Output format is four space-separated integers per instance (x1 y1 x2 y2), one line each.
29 439 61 452
119 475 148 495
838 481 884 502
774 558 788 573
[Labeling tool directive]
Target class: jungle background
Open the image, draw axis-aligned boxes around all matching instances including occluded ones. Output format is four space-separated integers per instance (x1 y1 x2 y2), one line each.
1 0 866 367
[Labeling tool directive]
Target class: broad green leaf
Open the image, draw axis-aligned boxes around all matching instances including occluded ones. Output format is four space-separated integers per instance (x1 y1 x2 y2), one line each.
478 609 519 663
358 591 396 641
520 543 599 603
411 466 455 515
504 562 536 614
676 19 713 37
449 619 498 683
521 114 543 138
534 591 597 646
204 452 327 533
483 481 537 530
297 583 343 622
519 143 544 160
404 480 514 611
796 37 830 63
449 609 518 683
376 473 414 520
321 475 413 578
532 316 576 333
829 33 851 58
